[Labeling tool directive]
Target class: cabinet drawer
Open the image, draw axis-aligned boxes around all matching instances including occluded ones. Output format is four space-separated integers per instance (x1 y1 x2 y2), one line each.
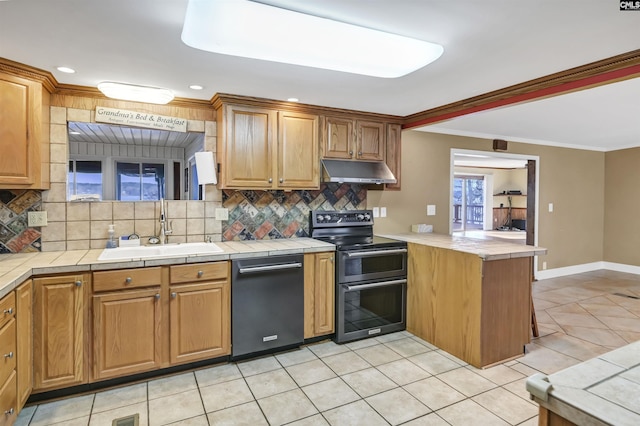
170 262 228 284
0 293 15 329
0 370 17 426
0 319 16 388
93 267 162 292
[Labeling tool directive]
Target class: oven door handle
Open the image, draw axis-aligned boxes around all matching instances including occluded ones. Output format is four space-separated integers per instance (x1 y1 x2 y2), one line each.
342 279 407 291
345 248 407 257
238 262 302 274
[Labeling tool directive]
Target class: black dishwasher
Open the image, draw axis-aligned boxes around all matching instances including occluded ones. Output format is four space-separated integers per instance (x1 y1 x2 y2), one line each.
231 254 304 358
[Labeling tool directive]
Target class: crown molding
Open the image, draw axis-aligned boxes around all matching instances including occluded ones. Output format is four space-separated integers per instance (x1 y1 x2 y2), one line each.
0 57 58 92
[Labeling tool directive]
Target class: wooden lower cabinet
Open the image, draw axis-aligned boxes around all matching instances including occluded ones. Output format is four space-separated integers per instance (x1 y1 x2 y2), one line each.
15 281 32 410
33 274 88 392
93 288 162 381
304 252 335 338
0 371 16 426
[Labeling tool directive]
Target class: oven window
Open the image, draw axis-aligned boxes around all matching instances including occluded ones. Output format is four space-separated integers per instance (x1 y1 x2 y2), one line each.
343 284 403 333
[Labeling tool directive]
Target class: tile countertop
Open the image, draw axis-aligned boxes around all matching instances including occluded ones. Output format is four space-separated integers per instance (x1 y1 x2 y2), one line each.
0 238 335 300
526 340 640 426
378 232 547 260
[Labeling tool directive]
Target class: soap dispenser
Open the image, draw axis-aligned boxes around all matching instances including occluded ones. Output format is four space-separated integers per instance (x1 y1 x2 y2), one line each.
106 224 117 249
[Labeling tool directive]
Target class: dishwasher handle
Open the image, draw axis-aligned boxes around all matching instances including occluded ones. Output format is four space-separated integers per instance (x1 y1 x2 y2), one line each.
238 262 303 274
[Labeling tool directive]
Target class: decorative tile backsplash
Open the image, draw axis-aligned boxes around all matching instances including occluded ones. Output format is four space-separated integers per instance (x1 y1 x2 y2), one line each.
0 190 42 253
222 183 366 240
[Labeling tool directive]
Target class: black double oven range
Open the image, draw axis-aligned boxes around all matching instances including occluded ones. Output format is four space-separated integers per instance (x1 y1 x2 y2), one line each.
310 210 408 343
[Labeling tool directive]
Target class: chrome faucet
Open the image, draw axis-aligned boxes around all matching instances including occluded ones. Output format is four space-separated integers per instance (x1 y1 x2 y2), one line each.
159 198 173 245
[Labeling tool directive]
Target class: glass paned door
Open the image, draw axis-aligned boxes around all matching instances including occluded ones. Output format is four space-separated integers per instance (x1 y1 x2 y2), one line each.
453 176 484 231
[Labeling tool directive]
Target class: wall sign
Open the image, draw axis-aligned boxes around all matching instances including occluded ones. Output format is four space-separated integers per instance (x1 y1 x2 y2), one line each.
95 107 188 132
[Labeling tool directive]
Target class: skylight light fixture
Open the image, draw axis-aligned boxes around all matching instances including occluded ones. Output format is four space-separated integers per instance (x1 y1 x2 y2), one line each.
181 0 443 78
97 82 174 104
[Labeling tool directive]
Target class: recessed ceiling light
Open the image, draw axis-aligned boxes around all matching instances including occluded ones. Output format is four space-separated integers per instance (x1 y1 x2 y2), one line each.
97 82 174 104
69 131 81 135
182 0 443 78
189 85 204 90
57 66 76 74
287 98 299 102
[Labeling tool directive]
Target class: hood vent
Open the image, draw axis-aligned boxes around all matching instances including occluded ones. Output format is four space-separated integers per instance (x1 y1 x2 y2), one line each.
321 159 397 185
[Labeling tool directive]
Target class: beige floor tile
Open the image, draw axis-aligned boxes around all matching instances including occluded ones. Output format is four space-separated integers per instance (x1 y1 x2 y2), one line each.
375 331 412 343
563 325 628 347
518 343 580 374
465 364 525 386
519 417 540 426
345 337 380 350
30 394 94 426
535 332 610 361
148 389 204 426
90 402 147 426
547 312 609 329
502 377 534 402
275 347 318 367
437 399 509 426
322 400 387 426
384 337 431 357
410 336 438 350
402 413 451 426
341 367 397 398
92 382 147 414
365 387 430 425
199 378 254 413
194 363 242 387
377 358 431 386
286 359 337 387
148 372 197 400
617 330 640 343
165 415 209 426
257 389 318 426
437 368 497 397
302 377 360 412
287 414 330 425
237 355 282 377
306 341 351 358
435 350 468 366
547 302 590 314
408 351 461 375
322 351 371 375
206 401 268 426
472 387 538 424
245 368 298 399
404 377 466 411
40 417 90 426
355 344 402 366
597 315 640 333
579 302 638 318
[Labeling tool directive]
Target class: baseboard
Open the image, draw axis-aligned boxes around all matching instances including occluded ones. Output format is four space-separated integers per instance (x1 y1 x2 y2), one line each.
537 261 640 280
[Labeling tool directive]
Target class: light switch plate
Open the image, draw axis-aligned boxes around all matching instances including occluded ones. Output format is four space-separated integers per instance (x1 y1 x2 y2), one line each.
380 207 387 217
28 211 48 227
548 203 554 213
372 207 380 218
427 205 436 216
215 208 229 220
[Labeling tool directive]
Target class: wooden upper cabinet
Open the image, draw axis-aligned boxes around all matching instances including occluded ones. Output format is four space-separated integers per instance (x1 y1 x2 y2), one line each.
218 103 276 189
385 123 402 190
356 120 385 161
278 111 319 189
323 116 355 159
0 72 49 189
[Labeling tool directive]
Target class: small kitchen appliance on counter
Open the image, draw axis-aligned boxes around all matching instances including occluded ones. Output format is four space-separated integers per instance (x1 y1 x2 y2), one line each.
310 210 407 343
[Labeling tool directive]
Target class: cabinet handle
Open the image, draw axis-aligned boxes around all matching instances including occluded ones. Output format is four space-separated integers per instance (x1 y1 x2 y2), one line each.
4 408 14 416
75 280 82 287
125 277 132 284
197 270 204 278
2 308 12 315
349 150 353 157
171 292 177 299
268 178 273 183
155 293 160 300
3 352 13 359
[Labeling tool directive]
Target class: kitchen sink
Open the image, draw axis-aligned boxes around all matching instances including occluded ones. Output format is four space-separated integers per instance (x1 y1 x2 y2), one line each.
98 242 224 261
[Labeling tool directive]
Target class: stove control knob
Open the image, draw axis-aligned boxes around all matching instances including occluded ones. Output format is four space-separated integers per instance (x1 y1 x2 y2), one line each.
357 214 364 220
323 215 332 222
364 213 371 220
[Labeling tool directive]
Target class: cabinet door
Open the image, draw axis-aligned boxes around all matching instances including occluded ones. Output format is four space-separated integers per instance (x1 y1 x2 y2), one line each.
33 275 87 391
278 111 319 189
16 281 32 409
304 252 335 338
169 281 230 364
219 104 276 188
0 73 42 186
0 371 17 426
356 120 385 161
323 116 355 159
93 289 162 381
385 123 402 190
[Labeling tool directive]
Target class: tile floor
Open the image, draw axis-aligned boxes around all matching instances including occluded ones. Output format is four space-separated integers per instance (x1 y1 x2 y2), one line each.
16 270 640 426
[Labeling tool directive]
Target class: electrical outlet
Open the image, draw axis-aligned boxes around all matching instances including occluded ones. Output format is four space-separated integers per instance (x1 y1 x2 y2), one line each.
215 208 229 220
427 205 436 216
380 207 387 217
548 203 554 213
542 261 548 270
372 207 380 218
28 211 48 227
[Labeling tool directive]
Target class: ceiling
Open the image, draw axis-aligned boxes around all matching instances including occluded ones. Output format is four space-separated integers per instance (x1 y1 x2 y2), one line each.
68 122 203 149
1 0 639 152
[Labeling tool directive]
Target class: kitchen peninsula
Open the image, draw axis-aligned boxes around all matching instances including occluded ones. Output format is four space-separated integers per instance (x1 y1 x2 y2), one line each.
379 232 547 368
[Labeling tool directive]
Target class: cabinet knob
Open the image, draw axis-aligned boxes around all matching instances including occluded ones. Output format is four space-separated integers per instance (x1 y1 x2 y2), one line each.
155 293 161 300
125 277 132 284
3 352 13 359
197 270 204 278
357 151 362 156
330 257 334 262
268 178 273 183
349 150 353 157
3 308 12 315
279 178 283 183
4 408 14 416
75 280 82 287
171 292 177 299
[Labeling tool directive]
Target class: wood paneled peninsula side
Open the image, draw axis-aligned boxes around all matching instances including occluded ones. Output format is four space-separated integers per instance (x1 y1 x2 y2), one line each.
379 232 546 368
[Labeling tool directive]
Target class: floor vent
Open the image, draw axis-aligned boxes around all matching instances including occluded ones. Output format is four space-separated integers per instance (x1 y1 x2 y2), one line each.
112 414 139 426
612 292 640 300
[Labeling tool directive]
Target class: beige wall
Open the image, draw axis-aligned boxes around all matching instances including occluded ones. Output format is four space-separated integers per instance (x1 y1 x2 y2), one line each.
368 130 606 272
604 147 640 265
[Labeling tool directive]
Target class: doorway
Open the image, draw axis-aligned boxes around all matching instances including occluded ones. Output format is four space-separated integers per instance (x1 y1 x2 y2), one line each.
452 175 485 232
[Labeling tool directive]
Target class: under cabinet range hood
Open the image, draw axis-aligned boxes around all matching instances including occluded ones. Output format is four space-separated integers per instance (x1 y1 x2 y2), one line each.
321 159 397 185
